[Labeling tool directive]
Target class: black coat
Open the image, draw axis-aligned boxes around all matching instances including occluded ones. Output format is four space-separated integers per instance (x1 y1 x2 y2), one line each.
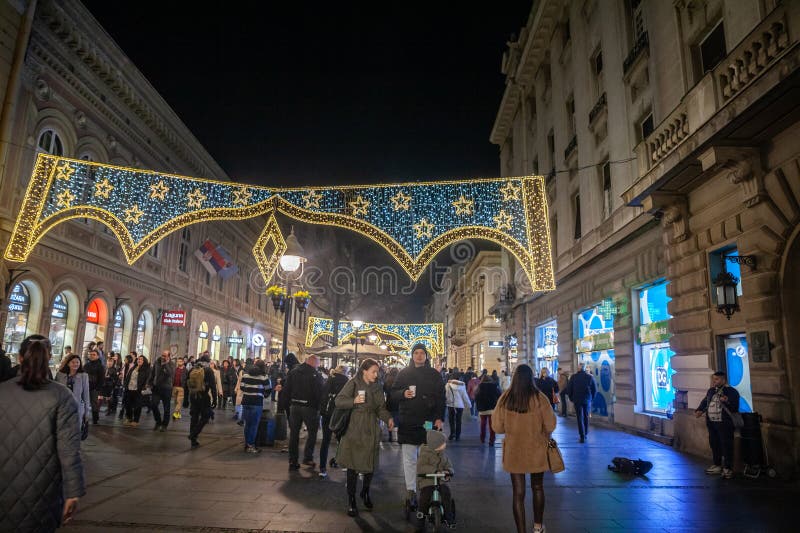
474 381 502 412
320 372 348 418
389 361 446 445
148 358 176 391
565 371 597 405
697 385 741 424
536 376 559 405
278 362 323 411
84 359 105 391
123 362 150 392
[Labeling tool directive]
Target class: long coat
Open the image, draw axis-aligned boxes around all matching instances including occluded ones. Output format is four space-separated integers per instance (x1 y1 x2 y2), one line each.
334 376 392 473
492 392 557 474
55 371 91 426
0 377 86 531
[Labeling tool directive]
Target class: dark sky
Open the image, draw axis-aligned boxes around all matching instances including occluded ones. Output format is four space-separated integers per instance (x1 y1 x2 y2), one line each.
83 1 532 187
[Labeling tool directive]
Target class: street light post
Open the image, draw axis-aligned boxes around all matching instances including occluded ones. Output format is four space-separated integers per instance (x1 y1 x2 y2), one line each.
275 228 307 375
351 320 363 370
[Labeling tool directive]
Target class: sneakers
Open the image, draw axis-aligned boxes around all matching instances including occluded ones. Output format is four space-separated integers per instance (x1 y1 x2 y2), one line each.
172 412 181 420
318 469 328 478
236 420 244 426
533 525 546 533
722 468 734 479
705 465 723 475
245 445 260 454
159 425 166 432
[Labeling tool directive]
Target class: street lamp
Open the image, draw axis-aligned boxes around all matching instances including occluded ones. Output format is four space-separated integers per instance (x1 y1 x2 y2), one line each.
350 320 364 369
275 228 307 373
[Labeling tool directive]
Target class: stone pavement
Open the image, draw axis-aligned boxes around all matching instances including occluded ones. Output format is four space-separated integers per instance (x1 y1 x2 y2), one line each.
63 406 799 533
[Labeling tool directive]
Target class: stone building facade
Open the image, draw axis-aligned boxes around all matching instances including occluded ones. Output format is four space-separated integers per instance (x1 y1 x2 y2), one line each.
0 0 305 368
491 0 800 475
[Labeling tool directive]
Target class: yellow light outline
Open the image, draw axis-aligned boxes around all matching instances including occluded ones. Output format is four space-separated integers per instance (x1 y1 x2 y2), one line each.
305 317 445 355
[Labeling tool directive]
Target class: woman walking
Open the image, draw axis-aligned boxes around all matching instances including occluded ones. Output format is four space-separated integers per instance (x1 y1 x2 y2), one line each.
221 359 236 409
123 355 150 426
475 374 502 446
118 354 135 420
240 359 271 453
334 358 394 517
536 368 559 412
445 377 471 440
319 365 348 477
0 336 85 531
492 364 557 533
55 354 91 433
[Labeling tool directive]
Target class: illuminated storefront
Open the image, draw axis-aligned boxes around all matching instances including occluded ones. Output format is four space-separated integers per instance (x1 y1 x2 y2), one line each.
136 311 153 358
3 283 31 356
534 319 558 375
49 293 69 360
83 297 108 351
196 321 209 355
636 281 675 416
210 325 221 359
228 330 243 359
721 333 753 413
574 302 615 417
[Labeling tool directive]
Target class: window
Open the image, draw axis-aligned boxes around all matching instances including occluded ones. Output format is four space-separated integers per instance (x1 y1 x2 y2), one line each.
37 129 63 156
710 246 743 303
700 22 726 73
640 113 654 141
593 50 603 75
218 275 224 292
551 217 558 258
573 194 582 240
719 333 753 413
547 130 555 172
602 162 612 219
533 157 539 175
258 293 262 311
178 228 191 273
147 242 160 259
205 270 211 286
631 0 645 40
566 96 576 136
535 320 559 376
636 281 675 415
592 48 604 99
245 277 250 304
563 19 571 48
235 273 241 300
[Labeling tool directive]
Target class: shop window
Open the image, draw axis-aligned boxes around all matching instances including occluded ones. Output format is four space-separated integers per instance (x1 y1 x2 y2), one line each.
37 129 63 156
136 311 153 358
211 326 221 359
3 283 31 356
534 319 559 375
49 293 69 358
718 333 753 413
601 161 612 219
197 321 209 355
709 246 743 304
83 298 108 351
635 281 675 415
699 22 726 73
574 302 615 416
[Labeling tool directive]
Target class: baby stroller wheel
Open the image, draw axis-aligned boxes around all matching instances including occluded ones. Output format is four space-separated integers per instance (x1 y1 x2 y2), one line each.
432 506 442 531
767 467 777 478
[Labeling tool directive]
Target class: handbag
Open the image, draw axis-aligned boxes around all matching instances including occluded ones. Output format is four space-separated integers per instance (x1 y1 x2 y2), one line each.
546 438 565 473
81 419 89 441
552 389 560 404
329 407 352 439
722 405 744 430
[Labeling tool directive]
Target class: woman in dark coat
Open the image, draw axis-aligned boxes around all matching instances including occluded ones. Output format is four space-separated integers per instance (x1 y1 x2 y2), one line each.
0 335 85 531
535 367 560 412
122 354 150 426
220 359 236 409
318 365 349 477
334 358 394 517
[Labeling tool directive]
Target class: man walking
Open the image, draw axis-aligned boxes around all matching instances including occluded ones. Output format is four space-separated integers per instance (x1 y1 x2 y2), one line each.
172 357 188 420
84 349 105 424
187 354 216 448
148 350 176 432
389 343 446 509
695 371 740 479
565 363 596 443
278 354 323 470
557 369 569 416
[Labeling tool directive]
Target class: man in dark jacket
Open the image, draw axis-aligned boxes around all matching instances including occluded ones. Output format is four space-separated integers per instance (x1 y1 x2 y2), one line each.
278 354 323 470
565 363 597 443
0 344 12 383
389 343 445 506
695 371 741 479
84 349 105 424
187 354 217 448
148 350 176 432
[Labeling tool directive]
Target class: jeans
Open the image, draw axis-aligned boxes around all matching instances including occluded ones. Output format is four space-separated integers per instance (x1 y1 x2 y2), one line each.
235 404 243 421
480 414 495 444
171 386 184 416
448 407 463 438
402 443 420 491
288 404 319 464
242 405 262 447
151 387 172 427
576 402 590 438
708 420 735 469
125 390 142 422
470 399 478 417
319 415 334 470
560 391 568 416
189 393 212 441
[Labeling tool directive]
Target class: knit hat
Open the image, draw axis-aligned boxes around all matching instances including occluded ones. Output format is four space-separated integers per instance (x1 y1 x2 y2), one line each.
426 430 447 450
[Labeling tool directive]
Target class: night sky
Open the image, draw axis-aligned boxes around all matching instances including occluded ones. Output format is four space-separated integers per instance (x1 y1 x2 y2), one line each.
83 1 533 187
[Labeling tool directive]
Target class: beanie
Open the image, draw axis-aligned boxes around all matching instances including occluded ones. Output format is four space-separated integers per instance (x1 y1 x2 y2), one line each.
426 430 447 450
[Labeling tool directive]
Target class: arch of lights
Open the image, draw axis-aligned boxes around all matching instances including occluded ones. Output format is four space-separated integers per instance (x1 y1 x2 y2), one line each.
305 316 444 356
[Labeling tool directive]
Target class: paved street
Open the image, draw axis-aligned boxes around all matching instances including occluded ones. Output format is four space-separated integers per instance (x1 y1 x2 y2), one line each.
64 406 797 533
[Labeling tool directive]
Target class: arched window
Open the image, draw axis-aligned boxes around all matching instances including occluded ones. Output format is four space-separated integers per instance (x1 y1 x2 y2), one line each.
3 283 31 356
112 305 133 355
228 329 241 359
197 321 208 355
210 326 222 360
49 293 69 358
83 297 109 352
136 310 153 358
37 129 64 156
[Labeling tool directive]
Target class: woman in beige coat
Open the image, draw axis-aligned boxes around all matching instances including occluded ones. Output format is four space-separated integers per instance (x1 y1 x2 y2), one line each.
492 364 557 533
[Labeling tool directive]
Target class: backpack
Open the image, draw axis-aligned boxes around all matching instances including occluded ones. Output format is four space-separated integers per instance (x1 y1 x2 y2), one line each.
187 366 206 394
608 457 653 476
321 391 338 418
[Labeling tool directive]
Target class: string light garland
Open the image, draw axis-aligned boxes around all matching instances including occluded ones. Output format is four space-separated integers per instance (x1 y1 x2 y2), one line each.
5 154 556 291
306 316 444 356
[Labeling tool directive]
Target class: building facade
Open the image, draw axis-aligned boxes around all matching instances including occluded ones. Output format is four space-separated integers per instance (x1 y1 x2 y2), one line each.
491 0 800 476
0 0 305 368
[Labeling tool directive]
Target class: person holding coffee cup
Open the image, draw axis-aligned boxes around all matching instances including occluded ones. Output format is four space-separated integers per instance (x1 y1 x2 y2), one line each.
334 358 394 517
389 343 446 510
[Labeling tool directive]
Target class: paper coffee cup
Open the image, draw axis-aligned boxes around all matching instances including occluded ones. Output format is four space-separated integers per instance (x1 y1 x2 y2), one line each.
358 390 366 400
409 385 416 396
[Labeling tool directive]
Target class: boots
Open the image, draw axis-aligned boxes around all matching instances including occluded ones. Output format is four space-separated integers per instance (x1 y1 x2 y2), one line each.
360 473 373 510
347 495 358 517
346 470 359 517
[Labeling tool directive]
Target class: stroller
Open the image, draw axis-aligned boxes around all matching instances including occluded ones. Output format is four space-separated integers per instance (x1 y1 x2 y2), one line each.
412 472 456 532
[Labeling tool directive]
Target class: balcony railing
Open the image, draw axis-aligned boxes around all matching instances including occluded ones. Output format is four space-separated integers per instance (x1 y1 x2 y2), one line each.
564 135 577 160
623 31 649 74
588 92 607 125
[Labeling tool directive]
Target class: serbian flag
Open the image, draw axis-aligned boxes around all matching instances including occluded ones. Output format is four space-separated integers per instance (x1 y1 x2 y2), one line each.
194 240 238 279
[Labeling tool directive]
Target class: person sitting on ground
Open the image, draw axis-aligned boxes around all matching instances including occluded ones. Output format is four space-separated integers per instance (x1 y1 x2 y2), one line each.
416 429 456 529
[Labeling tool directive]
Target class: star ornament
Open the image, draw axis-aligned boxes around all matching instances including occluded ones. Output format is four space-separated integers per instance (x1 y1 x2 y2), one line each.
390 190 411 211
493 209 514 231
233 186 252 206
56 189 76 208
149 180 170 201
93 178 114 199
452 195 474 216
123 204 145 224
55 161 75 181
187 188 207 209
302 189 323 209
413 218 435 240
499 181 521 202
349 195 370 217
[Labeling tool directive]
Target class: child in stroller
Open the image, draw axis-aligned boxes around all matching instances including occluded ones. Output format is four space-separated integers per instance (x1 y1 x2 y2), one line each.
416 430 456 531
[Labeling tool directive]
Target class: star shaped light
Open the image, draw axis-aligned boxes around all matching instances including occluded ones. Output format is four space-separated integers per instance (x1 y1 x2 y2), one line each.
390 190 411 211
123 204 144 224
233 186 252 206
413 218 435 240
149 180 170 201
93 178 114 199
493 209 514 230
302 189 323 209
187 188 207 209
349 195 370 217
56 189 76 208
55 161 75 181
452 195 474 216
499 181 521 202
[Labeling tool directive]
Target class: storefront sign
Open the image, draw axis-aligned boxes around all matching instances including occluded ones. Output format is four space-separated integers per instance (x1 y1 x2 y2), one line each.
86 300 101 324
8 284 29 313
161 310 186 327
575 331 614 353
252 333 266 347
488 340 504 348
211 334 221 342
51 294 68 319
198 331 209 339
227 336 244 344
113 310 123 328
638 319 671 345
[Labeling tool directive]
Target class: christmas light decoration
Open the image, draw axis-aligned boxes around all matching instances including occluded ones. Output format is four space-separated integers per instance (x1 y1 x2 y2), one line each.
305 316 444 356
5 154 555 291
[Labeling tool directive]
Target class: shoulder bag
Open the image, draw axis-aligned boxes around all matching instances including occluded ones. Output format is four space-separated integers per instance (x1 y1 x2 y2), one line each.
546 438 565 473
721 404 744 430
81 418 89 441
328 380 355 440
